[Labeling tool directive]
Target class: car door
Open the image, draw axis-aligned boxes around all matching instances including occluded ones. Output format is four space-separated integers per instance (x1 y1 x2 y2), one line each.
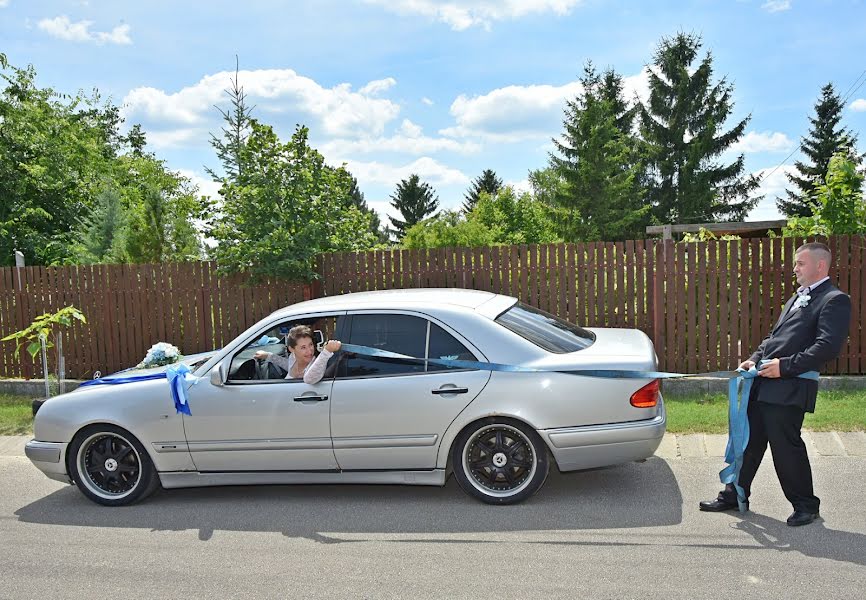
329 311 491 470
182 314 344 472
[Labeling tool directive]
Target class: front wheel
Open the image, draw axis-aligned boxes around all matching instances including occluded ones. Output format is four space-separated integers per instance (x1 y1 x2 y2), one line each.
452 419 549 505
67 425 160 506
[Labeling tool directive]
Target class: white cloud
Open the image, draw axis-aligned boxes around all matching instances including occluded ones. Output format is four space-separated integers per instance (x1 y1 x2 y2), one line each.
730 131 794 154
748 164 795 220
0 1 10 8
363 0 582 30
421 97 434 106
761 1 791 13
37 16 131 45
359 77 397 95
177 169 223 200
342 156 470 190
322 119 480 156
441 69 648 143
505 179 532 194
121 69 402 145
851 98 866 112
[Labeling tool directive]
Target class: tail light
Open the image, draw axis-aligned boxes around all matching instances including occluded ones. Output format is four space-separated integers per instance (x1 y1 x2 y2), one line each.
630 380 659 408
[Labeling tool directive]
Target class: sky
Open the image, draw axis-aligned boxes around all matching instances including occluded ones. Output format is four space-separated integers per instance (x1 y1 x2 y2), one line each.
2 0 866 228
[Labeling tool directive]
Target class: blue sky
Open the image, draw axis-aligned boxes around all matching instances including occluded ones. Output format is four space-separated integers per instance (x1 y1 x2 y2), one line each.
2 0 866 226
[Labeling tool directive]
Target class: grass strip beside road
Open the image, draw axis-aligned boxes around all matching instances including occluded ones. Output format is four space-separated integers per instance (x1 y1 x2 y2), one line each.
0 393 36 435
1 389 864 437
664 388 866 434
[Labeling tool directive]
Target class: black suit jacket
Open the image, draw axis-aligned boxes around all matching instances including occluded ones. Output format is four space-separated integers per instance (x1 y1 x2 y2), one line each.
748 281 851 412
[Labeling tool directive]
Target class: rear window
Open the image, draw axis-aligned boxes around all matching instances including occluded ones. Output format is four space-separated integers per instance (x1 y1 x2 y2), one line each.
495 302 595 353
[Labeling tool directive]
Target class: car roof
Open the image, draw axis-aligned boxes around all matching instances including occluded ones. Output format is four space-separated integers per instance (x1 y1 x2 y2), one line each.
271 288 516 320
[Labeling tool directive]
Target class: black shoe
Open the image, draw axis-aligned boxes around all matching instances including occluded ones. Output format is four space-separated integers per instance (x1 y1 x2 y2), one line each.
699 498 746 512
786 511 819 527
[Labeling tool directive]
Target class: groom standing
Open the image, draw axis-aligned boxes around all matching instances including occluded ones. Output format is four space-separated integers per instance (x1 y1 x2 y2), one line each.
699 242 851 526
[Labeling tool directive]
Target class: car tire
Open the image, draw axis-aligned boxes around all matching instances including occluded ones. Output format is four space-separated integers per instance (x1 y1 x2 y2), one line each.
452 418 549 505
67 424 160 506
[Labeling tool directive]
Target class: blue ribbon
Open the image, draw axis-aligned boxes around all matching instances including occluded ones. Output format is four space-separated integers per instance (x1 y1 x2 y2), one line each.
79 363 196 415
77 345 819 504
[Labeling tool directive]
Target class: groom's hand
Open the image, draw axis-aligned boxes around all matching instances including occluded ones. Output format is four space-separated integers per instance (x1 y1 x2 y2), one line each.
737 359 756 371
758 358 781 378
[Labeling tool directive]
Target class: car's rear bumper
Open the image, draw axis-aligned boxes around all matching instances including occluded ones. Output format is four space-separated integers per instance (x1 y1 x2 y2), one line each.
539 398 666 472
25 440 71 483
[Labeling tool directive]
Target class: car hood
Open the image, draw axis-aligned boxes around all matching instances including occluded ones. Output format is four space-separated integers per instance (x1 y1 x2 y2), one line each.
82 351 217 382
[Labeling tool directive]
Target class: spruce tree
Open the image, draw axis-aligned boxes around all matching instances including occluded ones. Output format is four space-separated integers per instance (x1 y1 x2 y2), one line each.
548 63 649 241
778 83 862 217
207 59 255 181
463 169 503 212
389 174 439 239
639 33 759 224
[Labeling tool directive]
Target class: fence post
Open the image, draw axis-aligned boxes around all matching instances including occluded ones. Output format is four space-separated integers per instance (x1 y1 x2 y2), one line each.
652 240 667 369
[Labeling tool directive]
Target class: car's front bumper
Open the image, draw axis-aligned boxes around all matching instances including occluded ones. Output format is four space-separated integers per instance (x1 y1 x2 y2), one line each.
540 398 666 472
24 440 71 483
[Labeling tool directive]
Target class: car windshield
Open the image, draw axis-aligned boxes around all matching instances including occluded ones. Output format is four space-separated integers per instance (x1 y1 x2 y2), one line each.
495 302 595 353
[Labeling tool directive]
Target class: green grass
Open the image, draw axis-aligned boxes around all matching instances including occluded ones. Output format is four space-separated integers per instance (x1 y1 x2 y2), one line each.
664 389 866 434
0 393 36 436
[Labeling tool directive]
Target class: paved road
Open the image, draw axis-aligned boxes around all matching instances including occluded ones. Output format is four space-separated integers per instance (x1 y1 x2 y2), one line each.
1 445 864 599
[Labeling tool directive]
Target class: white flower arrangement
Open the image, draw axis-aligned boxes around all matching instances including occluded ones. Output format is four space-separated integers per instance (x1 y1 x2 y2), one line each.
137 342 182 368
794 293 811 309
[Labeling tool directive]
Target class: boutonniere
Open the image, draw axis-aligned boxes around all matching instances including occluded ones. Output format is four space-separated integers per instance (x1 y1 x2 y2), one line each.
794 294 811 309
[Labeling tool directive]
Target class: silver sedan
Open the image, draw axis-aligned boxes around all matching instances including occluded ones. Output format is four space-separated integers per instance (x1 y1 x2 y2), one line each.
26 288 666 505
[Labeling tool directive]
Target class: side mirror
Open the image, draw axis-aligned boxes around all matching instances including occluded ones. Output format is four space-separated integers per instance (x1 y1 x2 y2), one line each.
210 362 226 386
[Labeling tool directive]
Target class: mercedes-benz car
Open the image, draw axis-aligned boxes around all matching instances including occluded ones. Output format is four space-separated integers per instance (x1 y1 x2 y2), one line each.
26 288 665 505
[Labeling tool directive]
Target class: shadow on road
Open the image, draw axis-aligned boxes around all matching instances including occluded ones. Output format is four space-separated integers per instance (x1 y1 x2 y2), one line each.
15 458 681 541
733 512 866 567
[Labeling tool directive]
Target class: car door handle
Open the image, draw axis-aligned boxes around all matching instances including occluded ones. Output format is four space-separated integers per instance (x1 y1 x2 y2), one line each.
431 387 469 395
294 395 329 402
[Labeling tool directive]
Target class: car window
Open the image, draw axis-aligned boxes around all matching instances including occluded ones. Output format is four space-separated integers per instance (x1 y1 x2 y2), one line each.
341 314 427 377
495 302 595 353
227 315 342 382
427 323 476 371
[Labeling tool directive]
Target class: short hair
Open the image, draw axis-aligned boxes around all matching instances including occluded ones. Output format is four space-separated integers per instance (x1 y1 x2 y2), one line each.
287 325 314 348
796 242 831 264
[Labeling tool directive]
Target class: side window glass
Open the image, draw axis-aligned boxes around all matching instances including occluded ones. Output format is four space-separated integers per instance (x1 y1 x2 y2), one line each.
342 314 426 377
427 323 476 371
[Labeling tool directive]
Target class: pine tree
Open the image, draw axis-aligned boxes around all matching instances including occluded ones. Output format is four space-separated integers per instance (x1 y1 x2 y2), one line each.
463 169 503 212
207 58 255 181
777 83 862 217
389 174 439 239
639 33 759 224
548 63 649 241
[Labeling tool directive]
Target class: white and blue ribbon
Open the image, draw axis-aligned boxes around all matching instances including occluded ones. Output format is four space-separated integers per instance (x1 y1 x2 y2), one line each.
78 345 819 504
79 363 198 415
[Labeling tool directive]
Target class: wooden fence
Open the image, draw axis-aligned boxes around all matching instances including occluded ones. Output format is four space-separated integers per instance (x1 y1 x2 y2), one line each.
0 263 306 379
1 236 864 378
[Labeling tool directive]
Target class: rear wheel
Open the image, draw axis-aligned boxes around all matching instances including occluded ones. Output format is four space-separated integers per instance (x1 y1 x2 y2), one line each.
68 425 159 506
452 419 549 505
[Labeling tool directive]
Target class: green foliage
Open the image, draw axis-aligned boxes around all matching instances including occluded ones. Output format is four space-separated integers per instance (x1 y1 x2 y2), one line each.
1 306 86 361
402 187 560 248
639 33 759 225
778 83 862 217
210 122 378 281
389 174 440 240
0 60 122 265
783 152 866 236
0 56 209 266
549 63 650 241
680 227 740 242
463 169 503 213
